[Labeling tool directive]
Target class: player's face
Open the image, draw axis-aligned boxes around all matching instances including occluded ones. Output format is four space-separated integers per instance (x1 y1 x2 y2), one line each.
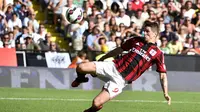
144 26 156 42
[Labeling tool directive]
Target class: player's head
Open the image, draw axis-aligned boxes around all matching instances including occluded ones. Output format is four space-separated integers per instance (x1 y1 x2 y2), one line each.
143 21 160 43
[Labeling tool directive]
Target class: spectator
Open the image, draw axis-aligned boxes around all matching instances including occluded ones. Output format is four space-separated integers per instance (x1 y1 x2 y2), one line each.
192 39 200 55
49 41 60 52
162 10 171 24
96 14 105 31
184 1 195 19
110 2 120 17
39 32 54 51
5 5 13 21
161 23 177 42
52 0 66 26
131 9 145 28
159 36 170 54
174 6 187 31
39 0 49 12
109 16 117 30
115 8 130 27
3 41 12 48
126 1 135 18
181 17 195 34
167 0 181 12
194 27 200 40
167 37 183 54
23 12 39 32
37 24 47 41
166 2 179 21
158 17 165 32
195 0 200 9
103 9 112 22
97 37 109 53
195 12 200 27
8 12 22 31
0 12 8 35
89 6 100 21
176 25 188 43
82 0 92 15
150 0 162 14
13 26 21 40
70 19 88 51
103 22 111 38
83 20 95 39
13 0 22 12
86 26 101 51
17 4 29 22
141 4 149 21
115 36 122 48
131 0 144 12
8 31 15 47
1 33 14 48
23 35 41 51
183 36 193 50
106 32 117 51
27 20 34 32
148 10 157 22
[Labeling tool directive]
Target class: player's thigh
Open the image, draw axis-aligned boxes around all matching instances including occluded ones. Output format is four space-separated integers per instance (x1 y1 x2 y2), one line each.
93 89 110 106
77 62 96 74
103 81 124 99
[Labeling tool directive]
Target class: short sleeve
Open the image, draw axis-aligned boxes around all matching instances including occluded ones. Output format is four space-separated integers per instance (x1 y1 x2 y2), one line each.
121 38 135 51
155 52 167 73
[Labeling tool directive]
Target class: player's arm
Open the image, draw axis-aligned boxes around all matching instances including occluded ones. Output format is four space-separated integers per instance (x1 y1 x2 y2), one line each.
159 72 171 105
98 47 123 61
155 52 171 105
99 37 136 61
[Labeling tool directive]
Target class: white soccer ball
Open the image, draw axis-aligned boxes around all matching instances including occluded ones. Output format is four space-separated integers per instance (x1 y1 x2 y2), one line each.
62 7 83 24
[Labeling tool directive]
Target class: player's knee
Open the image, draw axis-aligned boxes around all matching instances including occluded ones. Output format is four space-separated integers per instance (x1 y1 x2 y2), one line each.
93 97 103 107
76 63 85 72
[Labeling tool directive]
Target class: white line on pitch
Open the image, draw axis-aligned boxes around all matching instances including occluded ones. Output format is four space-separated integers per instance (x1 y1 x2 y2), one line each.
0 97 199 104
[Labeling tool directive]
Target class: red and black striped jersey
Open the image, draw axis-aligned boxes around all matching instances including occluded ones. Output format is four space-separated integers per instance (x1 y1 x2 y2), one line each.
113 37 166 82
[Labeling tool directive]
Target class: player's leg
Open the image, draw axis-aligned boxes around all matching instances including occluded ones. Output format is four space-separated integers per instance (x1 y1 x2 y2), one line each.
71 62 96 87
84 81 124 112
83 89 110 112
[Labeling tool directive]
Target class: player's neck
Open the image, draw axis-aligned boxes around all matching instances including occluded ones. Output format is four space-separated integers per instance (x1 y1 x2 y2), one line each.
147 40 156 44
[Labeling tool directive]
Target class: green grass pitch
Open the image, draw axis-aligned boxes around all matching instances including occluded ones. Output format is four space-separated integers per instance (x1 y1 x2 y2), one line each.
0 88 200 112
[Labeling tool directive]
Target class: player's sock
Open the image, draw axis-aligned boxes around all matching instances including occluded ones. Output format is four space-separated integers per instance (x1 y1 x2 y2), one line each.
83 105 103 112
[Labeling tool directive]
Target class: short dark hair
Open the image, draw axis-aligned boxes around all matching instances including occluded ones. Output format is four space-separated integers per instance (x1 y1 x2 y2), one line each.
143 20 160 36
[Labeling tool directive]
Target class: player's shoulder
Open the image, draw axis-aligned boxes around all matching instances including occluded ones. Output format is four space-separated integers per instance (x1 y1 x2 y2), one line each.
126 36 144 42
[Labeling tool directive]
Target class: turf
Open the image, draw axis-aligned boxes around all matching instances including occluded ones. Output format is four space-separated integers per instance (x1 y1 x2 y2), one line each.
0 88 199 112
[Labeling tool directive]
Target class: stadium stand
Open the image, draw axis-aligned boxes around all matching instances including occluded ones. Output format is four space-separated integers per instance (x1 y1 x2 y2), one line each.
0 0 200 62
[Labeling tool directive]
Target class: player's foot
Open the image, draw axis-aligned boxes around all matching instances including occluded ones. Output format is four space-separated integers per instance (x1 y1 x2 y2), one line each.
71 77 89 87
83 106 103 112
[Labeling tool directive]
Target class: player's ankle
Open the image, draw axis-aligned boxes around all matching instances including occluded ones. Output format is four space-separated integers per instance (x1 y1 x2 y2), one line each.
84 106 102 112
76 77 89 83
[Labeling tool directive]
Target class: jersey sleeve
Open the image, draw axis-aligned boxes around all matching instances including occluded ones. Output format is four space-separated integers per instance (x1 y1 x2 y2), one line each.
121 38 135 51
155 52 167 73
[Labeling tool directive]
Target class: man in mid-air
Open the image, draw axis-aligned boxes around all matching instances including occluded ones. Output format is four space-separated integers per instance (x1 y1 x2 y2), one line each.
71 21 171 112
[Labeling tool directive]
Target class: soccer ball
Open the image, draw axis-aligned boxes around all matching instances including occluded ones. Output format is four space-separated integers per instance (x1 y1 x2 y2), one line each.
62 7 83 24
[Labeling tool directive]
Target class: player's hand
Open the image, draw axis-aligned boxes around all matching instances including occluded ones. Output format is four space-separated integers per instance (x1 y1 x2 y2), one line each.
164 94 171 105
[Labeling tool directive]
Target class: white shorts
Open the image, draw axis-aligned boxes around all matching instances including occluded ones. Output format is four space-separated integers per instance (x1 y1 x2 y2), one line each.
94 61 127 99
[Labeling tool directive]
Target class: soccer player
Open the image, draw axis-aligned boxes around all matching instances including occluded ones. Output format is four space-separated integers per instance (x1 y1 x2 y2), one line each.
71 21 171 112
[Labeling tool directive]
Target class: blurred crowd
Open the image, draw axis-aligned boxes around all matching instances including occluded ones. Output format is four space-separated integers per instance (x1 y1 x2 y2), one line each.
0 0 60 52
57 0 200 55
0 0 200 55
